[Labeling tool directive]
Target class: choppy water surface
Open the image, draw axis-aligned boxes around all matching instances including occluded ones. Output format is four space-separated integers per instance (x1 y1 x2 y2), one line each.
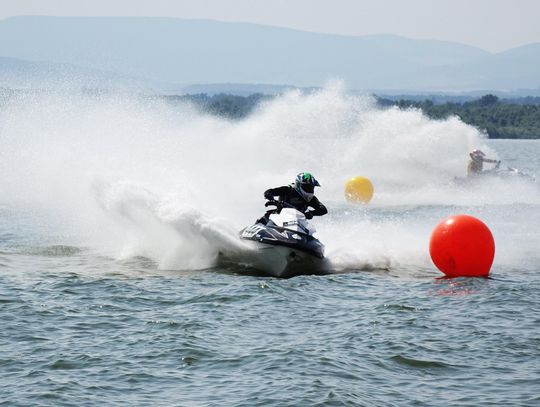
1 89 539 406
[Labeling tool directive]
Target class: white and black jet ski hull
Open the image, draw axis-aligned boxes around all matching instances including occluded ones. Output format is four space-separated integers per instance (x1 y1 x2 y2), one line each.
239 242 326 278
239 223 326 278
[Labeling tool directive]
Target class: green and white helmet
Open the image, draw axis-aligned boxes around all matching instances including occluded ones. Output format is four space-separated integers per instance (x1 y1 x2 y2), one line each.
294 172 321 201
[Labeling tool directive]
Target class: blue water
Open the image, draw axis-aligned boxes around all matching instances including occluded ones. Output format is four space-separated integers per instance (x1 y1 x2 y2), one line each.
1 251 539 406
1 91 540 406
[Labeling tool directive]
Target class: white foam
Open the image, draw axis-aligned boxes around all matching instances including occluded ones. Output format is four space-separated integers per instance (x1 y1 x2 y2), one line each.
1 84 538 271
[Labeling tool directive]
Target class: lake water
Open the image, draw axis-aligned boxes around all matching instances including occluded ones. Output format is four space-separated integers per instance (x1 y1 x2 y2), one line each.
1 88 539 406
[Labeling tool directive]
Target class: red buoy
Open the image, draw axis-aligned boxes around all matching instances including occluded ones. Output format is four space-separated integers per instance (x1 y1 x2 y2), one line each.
429 215 495 277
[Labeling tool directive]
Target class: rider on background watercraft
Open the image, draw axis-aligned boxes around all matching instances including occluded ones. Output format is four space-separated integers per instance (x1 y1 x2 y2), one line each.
257 172 328 224
467 149 501 176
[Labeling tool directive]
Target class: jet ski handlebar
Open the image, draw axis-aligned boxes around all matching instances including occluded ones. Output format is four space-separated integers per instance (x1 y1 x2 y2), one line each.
264 200 295 210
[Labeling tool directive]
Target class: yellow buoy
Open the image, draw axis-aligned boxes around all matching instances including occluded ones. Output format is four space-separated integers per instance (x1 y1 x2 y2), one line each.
345 176 374 203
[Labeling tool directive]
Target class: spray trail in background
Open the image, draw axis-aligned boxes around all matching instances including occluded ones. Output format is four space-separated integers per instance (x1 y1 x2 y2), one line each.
1 84 539 272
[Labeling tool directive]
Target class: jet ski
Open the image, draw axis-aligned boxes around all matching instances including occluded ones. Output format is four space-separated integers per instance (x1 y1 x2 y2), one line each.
486 166 536 182
239 201 326 278
454 162 536 185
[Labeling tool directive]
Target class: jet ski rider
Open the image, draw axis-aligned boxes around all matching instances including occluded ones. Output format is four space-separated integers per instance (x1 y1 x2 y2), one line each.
467 149 501 176
257 172 328 225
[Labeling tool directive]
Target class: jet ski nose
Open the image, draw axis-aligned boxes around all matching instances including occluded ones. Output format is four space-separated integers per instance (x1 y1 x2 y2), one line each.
288 251 301 262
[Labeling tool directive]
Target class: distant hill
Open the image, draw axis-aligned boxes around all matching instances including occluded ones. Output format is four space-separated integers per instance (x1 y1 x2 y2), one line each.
0 16 539 92
0 55 155 90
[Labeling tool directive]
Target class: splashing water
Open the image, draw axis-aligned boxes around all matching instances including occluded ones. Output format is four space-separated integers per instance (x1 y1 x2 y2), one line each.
1 83 539 272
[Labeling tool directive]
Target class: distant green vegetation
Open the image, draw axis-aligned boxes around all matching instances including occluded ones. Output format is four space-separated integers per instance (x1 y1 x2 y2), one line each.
377 94 540 139
177 93 540 139
1 88 538 138
164 93 272 120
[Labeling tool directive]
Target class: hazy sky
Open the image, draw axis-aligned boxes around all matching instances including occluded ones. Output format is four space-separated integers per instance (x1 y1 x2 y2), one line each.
2 0 539 52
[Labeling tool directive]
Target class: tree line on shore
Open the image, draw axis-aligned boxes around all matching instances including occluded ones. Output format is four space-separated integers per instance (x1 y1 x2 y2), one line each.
378 94 540 139
1 87 538 139
177 92 540 139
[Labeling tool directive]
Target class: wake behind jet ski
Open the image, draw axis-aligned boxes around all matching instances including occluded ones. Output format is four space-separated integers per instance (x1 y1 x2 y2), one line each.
238 172 328 277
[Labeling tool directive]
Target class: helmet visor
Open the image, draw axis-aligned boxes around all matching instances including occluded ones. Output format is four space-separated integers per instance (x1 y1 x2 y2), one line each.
301 183 315 193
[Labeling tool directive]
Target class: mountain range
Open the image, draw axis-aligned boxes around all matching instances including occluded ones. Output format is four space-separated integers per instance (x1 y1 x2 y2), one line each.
0 16 539 93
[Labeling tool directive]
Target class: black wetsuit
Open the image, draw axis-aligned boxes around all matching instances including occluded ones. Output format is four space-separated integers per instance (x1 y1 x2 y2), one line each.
258 185 327 223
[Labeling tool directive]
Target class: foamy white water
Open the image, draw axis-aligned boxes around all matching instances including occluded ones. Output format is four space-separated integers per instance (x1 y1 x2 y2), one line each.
1 84 539 272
